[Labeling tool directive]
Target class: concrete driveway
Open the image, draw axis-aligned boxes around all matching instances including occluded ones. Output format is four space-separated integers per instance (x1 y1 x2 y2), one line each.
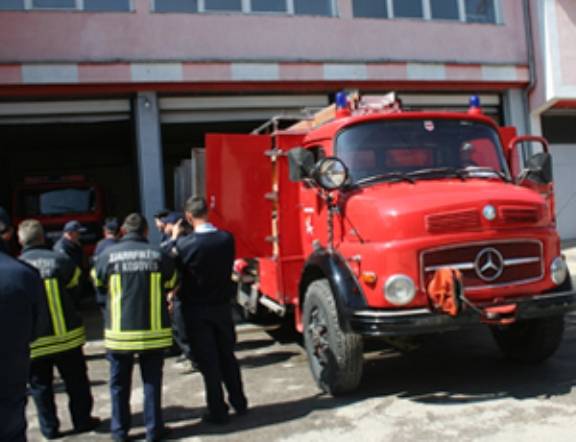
25 244 576 441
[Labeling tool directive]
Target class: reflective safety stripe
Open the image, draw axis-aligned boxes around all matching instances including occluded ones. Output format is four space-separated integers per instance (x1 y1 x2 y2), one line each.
44 278 66 336
30 326 85 359
164 270 178 290
150 272 162 331
90 268 103 288
105 327 172 351
66 267 82 289
109 274 122 332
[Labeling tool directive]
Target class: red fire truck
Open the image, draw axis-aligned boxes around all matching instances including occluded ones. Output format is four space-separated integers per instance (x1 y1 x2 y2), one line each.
13 175 105 256
206 92 575 395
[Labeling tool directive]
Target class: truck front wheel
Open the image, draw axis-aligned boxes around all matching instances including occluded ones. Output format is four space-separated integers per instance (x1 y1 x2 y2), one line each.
303 279 363 395
491 315 565 364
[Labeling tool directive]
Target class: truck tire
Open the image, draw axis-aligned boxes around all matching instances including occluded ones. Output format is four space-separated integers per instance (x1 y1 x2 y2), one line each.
491 315 564 364
303 279 363 395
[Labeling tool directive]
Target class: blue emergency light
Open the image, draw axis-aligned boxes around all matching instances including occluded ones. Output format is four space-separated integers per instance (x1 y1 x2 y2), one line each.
469 95 481 109
335 91 348 109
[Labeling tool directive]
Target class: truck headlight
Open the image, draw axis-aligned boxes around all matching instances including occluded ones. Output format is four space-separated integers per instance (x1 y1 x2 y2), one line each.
384 274 416 306
551 256 568 286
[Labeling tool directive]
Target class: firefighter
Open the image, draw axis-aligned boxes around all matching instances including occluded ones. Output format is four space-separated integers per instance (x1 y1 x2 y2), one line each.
153 209 170 244
92 217 121 309
0 209 41 442
18 219 99 440
94 217 121 257
94 213 177 442
170 196 248 424
53 220 85 269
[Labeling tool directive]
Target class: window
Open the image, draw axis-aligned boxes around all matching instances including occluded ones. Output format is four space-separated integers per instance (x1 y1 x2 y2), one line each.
84 0 130 11
430 0 459 20
352 0 498 23
32 0 75 8
204 0 241 11
353 0 387 19
252 0 286 13
465 0 496 23
336 120 506 184
392 0 423 19
0 0 24 10
155 0 197 12
293 0 332 16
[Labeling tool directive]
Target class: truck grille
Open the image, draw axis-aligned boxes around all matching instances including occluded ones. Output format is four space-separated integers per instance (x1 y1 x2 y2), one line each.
426 209 481 234
500 206 540 224
421 240 543 291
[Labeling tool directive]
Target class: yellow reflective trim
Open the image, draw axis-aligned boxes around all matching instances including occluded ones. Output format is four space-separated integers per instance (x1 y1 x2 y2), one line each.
66 267 82 289
31 326 85 347
51 279 67 335
30 326 86 359
105 328 172 340
164 270 178 290
90 268 103 288
109 274 122 332
150 272 161 331
44 279 63 336
104 338 172 352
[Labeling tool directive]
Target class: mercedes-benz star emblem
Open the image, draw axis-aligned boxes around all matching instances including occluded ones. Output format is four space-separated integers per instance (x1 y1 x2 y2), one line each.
475 247 504 282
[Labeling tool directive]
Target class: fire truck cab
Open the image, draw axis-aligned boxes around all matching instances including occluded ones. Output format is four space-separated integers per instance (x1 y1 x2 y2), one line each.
13 175 105 256
206 92 576 395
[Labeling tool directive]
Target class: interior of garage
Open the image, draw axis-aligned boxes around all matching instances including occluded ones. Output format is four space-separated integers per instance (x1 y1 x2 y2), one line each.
0 120 139 223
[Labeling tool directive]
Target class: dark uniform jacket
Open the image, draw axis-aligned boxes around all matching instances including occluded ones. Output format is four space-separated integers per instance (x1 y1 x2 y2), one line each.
175 224 235 308
0 248 41 441
19 245 84 359
94 237 119 257
54 236 84 269
94 233 178 352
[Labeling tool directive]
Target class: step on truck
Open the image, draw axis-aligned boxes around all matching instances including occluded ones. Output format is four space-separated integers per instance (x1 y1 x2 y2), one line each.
205 92 576 395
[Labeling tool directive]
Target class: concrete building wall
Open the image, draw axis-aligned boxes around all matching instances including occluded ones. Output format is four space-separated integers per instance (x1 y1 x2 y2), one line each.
0 0 525 65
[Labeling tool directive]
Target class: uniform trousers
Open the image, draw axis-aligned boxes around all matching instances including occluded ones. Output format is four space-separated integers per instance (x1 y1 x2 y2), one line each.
29 346 93 438
185 303 247 418
0 393 28 442
107 350 164 440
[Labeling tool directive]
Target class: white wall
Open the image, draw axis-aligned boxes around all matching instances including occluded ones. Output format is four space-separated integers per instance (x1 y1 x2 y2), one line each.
551 144 576 239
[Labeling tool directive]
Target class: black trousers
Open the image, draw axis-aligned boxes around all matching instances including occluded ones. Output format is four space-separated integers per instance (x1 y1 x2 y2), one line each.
185 303 247 417
29 346 93 438
107 350 164 440
172 296 193 360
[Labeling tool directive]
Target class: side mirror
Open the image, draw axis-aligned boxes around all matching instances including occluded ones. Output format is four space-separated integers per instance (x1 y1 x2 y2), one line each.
312 157 349 191
522 152 553 184
508 135 553 184
287 147 315 181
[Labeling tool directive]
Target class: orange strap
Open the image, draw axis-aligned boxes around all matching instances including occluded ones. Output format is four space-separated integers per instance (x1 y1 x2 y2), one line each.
427 268 463 317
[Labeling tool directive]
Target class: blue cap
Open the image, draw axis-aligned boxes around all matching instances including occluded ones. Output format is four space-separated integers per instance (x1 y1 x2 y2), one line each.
63 220 87 233
162 212 183 225
104 218 119 233
469 95 481 108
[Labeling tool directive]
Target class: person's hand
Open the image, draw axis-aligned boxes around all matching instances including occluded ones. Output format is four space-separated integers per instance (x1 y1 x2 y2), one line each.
167 290 175 314
171 219 185 241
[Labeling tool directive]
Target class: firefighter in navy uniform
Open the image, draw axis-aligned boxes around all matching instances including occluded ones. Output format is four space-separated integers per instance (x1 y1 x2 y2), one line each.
17 219 99 440
94 213 177 442
0 208 41 442
169 196 248 424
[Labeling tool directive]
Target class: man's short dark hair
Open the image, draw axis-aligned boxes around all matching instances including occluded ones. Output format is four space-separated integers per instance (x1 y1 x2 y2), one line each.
122 213 148 235
184 196 208 218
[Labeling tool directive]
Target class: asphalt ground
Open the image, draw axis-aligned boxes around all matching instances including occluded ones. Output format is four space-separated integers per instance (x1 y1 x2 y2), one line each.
24 242 576 441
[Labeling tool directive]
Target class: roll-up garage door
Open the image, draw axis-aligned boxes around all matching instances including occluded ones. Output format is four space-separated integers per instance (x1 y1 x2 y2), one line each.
0 99 131 124
159 94 330 123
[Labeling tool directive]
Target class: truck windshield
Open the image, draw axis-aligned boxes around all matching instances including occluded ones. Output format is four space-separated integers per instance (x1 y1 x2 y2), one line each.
20 187 95 216
335 119 509 184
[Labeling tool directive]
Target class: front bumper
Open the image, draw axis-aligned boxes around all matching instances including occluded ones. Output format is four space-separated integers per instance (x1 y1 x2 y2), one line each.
348 290 576 337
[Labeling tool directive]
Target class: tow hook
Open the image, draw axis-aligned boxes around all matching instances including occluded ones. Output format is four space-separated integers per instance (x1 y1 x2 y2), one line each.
427 268 518 325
